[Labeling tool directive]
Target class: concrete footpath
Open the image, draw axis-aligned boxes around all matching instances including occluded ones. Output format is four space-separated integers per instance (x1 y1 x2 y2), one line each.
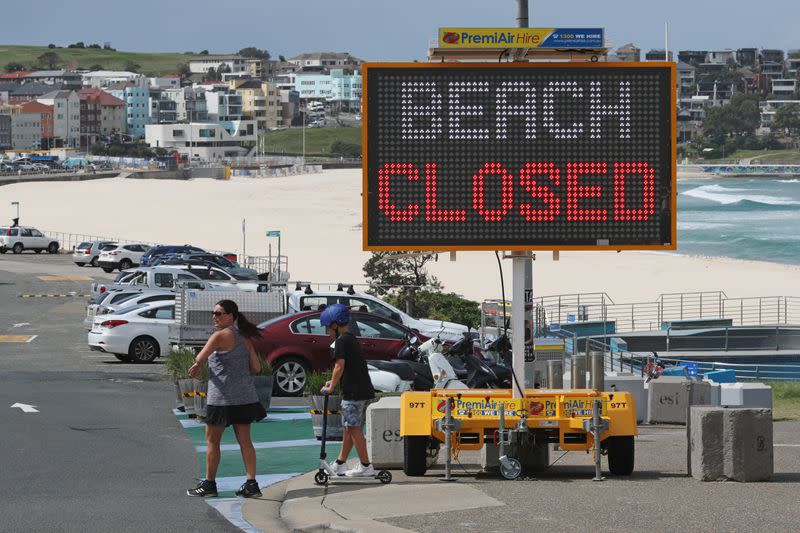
236 422 800 533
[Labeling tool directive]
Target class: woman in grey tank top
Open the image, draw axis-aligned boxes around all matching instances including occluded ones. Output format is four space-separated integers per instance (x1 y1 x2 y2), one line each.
186 299 267 499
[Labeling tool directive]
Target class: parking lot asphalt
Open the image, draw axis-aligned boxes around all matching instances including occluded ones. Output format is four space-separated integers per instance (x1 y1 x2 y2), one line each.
0 253 238 532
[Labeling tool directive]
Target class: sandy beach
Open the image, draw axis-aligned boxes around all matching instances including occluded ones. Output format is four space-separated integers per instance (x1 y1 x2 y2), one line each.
2 169 799 304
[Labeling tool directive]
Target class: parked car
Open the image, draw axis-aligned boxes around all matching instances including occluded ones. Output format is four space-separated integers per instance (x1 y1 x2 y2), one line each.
153 253 259 280
84 290 175 330
87 301 176 363
287 285 469 343
97 243 151 272
72 240 117 267
30 163 50 172
0 226 60 254
139 245 206 267
252 310 421 396
89 265 242 303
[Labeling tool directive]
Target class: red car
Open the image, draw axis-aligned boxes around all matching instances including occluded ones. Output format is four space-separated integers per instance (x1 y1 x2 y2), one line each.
253 310 422 396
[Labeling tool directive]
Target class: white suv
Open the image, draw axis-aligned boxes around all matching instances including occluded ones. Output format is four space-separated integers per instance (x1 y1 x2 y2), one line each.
0 226 60 254
98 243 151 272
287 285 469 342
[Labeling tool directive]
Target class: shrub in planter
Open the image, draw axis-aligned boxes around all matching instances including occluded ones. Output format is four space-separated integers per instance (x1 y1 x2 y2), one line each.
252 356 273 418
163 347 200 415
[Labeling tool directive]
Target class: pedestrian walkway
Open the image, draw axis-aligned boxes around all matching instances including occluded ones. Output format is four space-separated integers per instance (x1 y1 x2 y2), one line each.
174 404 341 531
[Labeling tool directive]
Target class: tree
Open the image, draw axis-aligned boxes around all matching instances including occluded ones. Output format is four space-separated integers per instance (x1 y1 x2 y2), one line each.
88 64 105 71
123 60 141 73
363 252 442 315
48 43 56 49
177 62 192 77
199 50 209 55
238 47 270 60
387 291 481 329
330 140 361 157
773 103 800 136
5 62 26 73
205 67 219 81
36 51 61 69
278 55 286 62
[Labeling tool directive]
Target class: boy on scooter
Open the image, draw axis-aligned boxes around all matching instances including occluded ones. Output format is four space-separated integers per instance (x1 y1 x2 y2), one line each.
320 304 376 477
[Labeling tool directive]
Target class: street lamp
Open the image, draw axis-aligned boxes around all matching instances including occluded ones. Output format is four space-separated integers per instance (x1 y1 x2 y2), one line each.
10 201 19 225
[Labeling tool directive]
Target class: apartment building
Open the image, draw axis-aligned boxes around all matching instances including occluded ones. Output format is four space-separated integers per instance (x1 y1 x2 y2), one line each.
106 84 150 138
144 122 254 160
0 113 10 149
162 86 208 122
9 106 42 150
82 71 146 89
229 80 281 131
188 55 247 75
288 52 361 69
24 70 82 87
760 100 800 127
21 101 54 149
37 90 80 148
76 88 126 147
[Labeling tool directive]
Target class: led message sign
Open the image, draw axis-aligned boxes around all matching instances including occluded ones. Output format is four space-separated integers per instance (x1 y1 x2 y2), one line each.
362 63 676 251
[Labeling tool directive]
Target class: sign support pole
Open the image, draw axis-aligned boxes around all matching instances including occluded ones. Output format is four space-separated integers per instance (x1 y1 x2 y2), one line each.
511 252 532 398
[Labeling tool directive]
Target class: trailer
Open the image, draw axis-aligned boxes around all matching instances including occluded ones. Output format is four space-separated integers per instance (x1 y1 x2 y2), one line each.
169 284 286 347
400 388 637 479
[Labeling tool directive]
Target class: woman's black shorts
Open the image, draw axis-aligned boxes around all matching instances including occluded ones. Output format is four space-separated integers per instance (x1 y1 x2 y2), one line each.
204 402 267 427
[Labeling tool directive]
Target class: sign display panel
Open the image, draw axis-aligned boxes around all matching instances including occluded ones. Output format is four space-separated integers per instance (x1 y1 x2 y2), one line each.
363 63 676 251
438 28 605 49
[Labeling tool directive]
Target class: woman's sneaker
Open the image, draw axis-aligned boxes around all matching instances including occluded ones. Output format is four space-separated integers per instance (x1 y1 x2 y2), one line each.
235 480 262 498
345 463 375 477
187 479 217 497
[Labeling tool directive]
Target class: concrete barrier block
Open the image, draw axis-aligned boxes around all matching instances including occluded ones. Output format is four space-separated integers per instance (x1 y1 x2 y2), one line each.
720 383 773 409
365 396 404 469
605 373 647 423
690 407 725 481
647 378 712 424
723 408 773 482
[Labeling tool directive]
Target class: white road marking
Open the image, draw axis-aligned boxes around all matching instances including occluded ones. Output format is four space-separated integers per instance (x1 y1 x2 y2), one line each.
11 403 39 413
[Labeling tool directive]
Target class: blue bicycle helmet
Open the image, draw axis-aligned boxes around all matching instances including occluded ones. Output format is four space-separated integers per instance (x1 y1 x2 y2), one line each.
319 303 351 327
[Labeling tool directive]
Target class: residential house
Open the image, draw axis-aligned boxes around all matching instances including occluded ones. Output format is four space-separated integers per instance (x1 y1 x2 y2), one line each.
37 90 80 148
245 59 277 81
644 50 673 61
771 79 797 97
759 99 800 128
149 90 178 125
786 52 800 79
7 83 62 104
279 89 299 127
107 83 151 138
23 70 82 88
144 122 254 160
696 81 734 106
614 43 640 62
149 76 182 90
677 50 708 67
705 50 735 65
82 71 146 89
230 80 281 131
188 55 247 75
736 48 758 67
677 61 696 100
292 68 362 111
204 88 256 143
77 88 126 147
288 52 361 69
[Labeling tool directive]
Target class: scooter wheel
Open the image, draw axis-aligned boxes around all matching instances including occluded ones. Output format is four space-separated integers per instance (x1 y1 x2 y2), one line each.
500 457 523 480
377 470 392 484
314 471 329 485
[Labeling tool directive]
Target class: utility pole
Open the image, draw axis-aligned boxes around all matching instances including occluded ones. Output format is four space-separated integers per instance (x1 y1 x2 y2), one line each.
516 0 528 28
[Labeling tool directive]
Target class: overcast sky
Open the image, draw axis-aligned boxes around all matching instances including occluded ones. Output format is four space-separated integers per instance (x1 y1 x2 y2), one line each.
4 0 798 61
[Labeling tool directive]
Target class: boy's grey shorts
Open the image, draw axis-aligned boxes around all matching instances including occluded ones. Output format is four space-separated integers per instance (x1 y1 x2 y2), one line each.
341 400 369 427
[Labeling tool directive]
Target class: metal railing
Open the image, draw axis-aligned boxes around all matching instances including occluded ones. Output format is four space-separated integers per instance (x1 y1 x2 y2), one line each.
537 291 800 331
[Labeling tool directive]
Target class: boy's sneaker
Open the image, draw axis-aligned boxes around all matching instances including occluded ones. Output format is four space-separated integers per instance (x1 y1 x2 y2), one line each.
235 480 262 498
329 461 348 476
345 463 375 477
187 479 217 497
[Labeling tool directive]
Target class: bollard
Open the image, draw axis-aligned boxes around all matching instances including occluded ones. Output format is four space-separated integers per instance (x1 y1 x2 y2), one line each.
547 360 563 388
441 397 456 482
589 351 605 391
571 355 587 389
591 398 605 481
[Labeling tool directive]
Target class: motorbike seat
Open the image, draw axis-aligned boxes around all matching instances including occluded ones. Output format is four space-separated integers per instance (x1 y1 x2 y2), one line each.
368 360 415 381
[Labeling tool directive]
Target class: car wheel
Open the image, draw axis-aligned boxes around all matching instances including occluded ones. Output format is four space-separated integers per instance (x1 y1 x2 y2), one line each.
75 262 85 267
114 354 133 363
129 336 159 363
47 242 59 254
34 249 42 254
119 258 133 270
101 267 114 273
12 243 23 254
0 248 6 254
273 356 310 396
90 256 99 267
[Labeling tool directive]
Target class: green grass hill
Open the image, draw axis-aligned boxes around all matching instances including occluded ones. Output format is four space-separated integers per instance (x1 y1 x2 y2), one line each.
260 126 362 155
0 44 204 76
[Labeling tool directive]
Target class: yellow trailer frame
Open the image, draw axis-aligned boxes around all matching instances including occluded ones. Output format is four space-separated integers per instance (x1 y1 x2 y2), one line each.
400 388 637 473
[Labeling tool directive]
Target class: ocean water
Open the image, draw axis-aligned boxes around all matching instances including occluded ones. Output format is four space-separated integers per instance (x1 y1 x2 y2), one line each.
678 177 800 265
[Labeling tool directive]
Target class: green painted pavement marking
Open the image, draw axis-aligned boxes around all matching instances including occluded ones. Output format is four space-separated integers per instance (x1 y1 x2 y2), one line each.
183 419 317 446
203 442 341 479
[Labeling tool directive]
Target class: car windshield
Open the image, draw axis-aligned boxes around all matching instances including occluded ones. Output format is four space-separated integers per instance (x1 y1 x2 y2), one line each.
99 242 117 250
77 242 91 249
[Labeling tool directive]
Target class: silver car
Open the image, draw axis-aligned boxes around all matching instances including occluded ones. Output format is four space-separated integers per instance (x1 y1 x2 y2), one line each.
72 240 117 267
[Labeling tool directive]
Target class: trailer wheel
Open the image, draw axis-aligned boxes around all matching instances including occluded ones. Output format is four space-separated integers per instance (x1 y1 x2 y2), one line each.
404 436 429 476
606 436 635 476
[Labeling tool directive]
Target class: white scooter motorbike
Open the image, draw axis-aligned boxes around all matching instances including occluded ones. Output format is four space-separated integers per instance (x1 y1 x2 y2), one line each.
368 334 468 392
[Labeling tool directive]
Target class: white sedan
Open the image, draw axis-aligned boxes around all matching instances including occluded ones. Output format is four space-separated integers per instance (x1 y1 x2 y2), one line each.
88 301 175 363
